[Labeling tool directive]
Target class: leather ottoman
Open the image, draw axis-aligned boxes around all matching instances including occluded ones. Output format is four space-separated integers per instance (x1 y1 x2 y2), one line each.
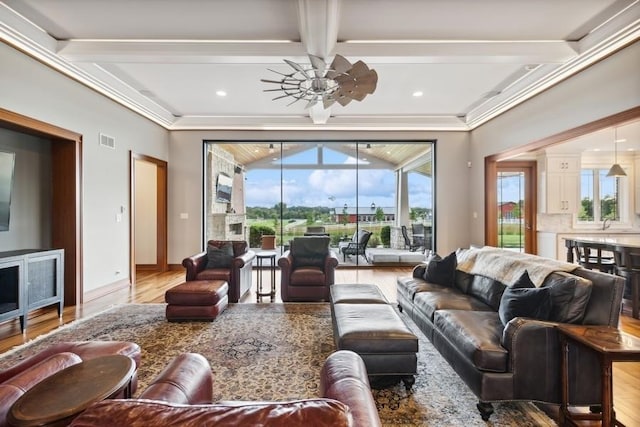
332 303 418 389
330 284 389 304
165 280 228 322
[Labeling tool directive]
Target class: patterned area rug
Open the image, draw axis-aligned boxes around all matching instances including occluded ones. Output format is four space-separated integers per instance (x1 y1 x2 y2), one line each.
0 303 556 426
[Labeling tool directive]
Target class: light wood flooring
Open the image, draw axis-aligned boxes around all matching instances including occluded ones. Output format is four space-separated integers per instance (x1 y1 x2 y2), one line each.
0 266 639 426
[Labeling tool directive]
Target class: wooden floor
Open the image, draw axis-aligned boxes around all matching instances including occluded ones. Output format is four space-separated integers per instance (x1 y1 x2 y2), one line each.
1 266 639 426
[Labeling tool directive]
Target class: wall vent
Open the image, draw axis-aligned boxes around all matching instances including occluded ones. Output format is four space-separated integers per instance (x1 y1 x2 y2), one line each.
99 133 115 149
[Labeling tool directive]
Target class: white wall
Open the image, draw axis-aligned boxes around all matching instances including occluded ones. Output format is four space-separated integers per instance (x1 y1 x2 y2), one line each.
134 160 157 265
0 128 51 251
0 42 169 292
469 41 640 246
168 131 470 263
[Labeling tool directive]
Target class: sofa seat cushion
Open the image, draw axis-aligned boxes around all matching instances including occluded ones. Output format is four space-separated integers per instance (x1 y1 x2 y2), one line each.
414 291 493 321
70 398 352 427
195 269 231 282
397 277 456 302
291 267 326 286
434 310 508 373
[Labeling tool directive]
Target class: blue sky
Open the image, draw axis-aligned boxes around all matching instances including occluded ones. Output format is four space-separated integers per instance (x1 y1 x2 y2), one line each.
244 147 431 209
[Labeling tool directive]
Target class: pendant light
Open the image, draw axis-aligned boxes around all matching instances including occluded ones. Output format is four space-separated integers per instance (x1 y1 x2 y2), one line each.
606 127 626 177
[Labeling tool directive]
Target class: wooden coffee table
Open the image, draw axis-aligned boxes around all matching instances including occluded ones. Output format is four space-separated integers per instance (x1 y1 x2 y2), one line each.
8 354 135 427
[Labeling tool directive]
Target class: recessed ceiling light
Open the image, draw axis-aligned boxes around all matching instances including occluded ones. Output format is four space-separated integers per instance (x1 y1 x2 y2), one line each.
616 138 627 143
216 90 227 97
412 91 423 97
593 148 601 152
627 148 635 151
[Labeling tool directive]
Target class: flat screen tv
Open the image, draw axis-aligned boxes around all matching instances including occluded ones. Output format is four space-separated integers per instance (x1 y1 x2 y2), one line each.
216 173 233 203
0 151 16 232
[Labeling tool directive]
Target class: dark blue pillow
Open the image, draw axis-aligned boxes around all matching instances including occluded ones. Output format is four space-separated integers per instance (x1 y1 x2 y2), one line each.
498 273 552 326
512 270 535 289
206 243 234 269
423 251 457 286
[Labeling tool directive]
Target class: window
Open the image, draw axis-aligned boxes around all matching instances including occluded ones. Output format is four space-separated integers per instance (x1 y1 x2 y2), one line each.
579 168 621 223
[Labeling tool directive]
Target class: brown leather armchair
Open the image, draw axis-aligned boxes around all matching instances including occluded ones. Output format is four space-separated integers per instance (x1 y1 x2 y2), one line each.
278 236 338 302
182 240 256 303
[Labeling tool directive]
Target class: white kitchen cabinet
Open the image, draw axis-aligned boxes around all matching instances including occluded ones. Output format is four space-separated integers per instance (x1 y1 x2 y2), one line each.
539 155 580 214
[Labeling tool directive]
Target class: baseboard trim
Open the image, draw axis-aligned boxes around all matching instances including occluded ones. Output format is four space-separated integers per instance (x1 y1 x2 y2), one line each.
168 264 183 271
83 279 130 303
136 264 158 271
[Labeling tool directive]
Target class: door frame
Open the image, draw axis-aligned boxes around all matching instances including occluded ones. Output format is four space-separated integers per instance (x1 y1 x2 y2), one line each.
484 106 640 253
491 161 537 253
129 152 168 284
0 108 83 305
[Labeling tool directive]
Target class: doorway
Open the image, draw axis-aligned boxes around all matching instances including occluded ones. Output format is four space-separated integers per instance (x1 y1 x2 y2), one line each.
130 152 168 284
488 161 536 254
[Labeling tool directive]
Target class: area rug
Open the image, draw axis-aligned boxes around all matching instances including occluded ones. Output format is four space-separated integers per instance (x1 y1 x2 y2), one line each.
0 303 556 426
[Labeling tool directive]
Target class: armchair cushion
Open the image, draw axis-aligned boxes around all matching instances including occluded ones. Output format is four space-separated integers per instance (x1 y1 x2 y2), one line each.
291 236 330 268
206 243 234 269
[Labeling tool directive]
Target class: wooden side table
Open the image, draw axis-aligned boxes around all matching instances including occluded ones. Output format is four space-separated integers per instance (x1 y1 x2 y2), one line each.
558 325 640 427
256 251 276 302
8 355 135 427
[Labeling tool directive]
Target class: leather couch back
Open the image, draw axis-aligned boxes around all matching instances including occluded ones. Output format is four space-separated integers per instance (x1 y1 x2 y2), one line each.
291 236 330 268
207 240 247 257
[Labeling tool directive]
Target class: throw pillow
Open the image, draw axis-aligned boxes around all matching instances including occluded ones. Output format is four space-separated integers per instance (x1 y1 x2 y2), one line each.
512 270 535 289
543 272 593 324
498 285 552 326
423 251 457 286
206 243 234 269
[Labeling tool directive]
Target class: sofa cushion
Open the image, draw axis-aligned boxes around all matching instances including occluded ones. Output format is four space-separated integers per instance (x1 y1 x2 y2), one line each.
69 398 352 427
423 251 456 285
397 277 456 303
434 310 508 372
498 285 552 326
206 243 234 269
467 275 506 311
414 291 493 321
542 272 593 324
454 270 473 294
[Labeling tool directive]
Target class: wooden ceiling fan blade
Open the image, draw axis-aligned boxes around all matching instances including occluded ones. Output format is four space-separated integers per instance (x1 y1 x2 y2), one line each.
347 61 370 78
354 71 378 94
322 95 336 109
326 54 352 79
334 91 353 106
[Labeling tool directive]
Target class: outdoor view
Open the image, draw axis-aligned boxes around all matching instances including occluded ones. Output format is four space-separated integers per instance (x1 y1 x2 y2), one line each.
205 141 434 262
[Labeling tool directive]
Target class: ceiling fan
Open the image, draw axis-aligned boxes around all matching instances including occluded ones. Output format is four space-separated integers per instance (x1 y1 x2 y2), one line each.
261 54 378 110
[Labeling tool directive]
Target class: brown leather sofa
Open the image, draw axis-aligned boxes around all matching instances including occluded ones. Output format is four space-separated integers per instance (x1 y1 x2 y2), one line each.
278 236 339 302
70 350 382 427
0 341 141 427
182 240 256 303
397 247 625 420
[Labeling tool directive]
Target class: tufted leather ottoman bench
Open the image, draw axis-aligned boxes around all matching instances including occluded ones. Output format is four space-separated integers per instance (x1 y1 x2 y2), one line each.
332 303 418 389
165 280 228 322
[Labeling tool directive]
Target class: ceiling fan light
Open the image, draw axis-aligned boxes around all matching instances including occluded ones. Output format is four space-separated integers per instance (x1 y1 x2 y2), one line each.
606 163 626 177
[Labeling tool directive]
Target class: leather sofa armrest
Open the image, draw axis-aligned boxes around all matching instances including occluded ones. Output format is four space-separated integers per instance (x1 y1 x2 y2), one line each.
182 252 207 281
412 264 426 279
0 341 141 384
233 250 256 269
0 352 82 426
502 318 601 404
138 353 212 405
320 351 381 427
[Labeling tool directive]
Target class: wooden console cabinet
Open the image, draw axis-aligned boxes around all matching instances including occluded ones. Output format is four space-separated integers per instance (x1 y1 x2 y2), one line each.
0 249 64 331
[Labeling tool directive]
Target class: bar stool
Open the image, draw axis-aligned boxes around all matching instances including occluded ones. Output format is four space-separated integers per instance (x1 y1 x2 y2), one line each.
573 241 615 274
611 244 640 319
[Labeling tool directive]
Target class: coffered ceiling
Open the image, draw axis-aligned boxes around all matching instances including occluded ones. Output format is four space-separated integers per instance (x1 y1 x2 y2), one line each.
1 0 639 131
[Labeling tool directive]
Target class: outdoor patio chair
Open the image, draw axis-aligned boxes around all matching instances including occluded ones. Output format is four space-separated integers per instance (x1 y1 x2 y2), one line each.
338 230 372 262
401 225 422 252
411 223 425 247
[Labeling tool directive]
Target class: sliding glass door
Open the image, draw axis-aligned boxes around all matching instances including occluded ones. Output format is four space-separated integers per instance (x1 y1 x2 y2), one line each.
204 140 435 265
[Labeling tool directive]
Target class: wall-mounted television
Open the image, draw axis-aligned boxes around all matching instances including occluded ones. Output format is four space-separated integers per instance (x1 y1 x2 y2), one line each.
0 151 16 231
216 173 233 203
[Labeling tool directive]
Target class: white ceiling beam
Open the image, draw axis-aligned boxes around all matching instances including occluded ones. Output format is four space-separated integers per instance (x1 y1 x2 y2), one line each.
57 39 577 65
297 0 340 59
